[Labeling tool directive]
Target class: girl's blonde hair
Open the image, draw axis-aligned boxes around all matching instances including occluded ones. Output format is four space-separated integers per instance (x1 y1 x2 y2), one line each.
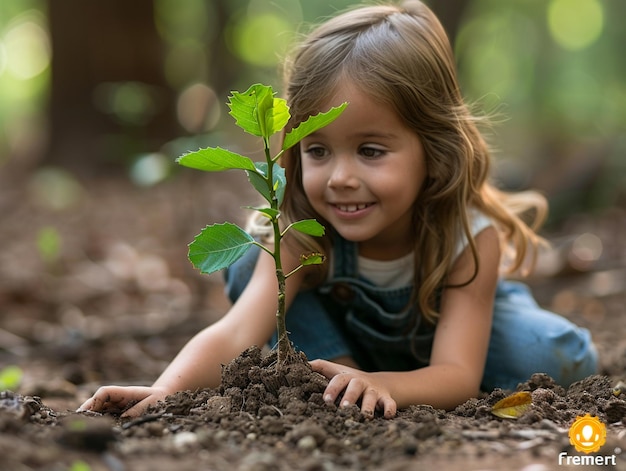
273 0 546 322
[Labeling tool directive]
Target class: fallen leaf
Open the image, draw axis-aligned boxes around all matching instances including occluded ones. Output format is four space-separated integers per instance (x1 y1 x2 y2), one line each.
491 391 532 419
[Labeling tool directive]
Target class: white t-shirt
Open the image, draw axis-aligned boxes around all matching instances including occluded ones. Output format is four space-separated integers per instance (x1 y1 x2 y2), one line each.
358 211 493 289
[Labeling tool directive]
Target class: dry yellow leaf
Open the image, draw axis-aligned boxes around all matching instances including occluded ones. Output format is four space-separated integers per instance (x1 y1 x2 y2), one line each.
491 391 532 419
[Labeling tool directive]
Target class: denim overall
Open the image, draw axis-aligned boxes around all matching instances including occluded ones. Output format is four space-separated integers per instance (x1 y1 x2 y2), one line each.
225 235 598 390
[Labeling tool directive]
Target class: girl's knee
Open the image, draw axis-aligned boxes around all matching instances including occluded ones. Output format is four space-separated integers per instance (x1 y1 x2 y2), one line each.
553 334 598 386
482 342 597 391
484 307 598 390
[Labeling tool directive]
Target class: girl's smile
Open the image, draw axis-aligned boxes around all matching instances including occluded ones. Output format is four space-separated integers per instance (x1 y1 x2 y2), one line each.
300 83 427 260
331 202 375 217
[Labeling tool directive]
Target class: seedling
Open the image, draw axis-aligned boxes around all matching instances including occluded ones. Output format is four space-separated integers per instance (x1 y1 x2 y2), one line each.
177 83 346 364
0 365 22 391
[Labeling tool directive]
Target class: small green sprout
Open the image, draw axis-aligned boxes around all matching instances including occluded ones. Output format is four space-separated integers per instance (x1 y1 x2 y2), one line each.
0 365 23 391
69 460 91 471
177 83 346 364
36 226 61 266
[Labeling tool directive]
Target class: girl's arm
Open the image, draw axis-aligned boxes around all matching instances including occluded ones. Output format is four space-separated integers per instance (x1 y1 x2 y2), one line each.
78 245 307 417
312 226 500 417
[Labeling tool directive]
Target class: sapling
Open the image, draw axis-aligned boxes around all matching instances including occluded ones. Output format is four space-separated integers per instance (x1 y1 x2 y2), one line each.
177 83 346 365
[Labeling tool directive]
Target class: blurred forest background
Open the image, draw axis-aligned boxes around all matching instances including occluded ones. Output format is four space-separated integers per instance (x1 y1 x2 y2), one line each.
1 0 625 219
0 0 625 393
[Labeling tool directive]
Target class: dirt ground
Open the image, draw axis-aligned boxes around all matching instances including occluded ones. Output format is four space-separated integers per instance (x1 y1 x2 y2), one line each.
0 172 625 471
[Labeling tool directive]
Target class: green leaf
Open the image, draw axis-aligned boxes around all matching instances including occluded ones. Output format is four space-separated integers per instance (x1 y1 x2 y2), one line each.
247 163 271 204
273 164 286 206
264 96 290 138
228 85 267 137
244 206 280 220
289 219 325 237
300 252 326 266
282 103 348 150
177 147 256 172
228 84 290 139
188 223 255 274
246 162 286 206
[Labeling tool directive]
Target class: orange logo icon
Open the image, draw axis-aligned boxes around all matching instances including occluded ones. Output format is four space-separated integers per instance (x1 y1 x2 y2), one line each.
568 414 606 453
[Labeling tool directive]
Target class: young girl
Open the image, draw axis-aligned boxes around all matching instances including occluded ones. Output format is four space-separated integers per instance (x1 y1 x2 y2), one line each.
79 0 597 419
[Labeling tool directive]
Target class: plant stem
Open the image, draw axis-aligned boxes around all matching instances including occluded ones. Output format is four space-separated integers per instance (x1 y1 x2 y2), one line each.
264 138 294 364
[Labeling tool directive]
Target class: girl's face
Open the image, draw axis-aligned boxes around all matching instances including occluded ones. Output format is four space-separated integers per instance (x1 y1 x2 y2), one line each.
300 83 427 260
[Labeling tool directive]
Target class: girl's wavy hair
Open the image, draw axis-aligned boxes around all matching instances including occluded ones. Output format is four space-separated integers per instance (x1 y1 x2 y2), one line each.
258 0 547 323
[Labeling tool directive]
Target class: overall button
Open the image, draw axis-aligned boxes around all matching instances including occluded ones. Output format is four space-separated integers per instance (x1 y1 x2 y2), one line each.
331 282 355 302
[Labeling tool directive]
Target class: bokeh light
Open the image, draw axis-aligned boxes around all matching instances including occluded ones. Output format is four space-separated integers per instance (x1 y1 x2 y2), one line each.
130 153 171 187
0 41 7 76
153 0 212 43
548 0 604 51
163 42 208 89
3 11 50 80
0 5 50 166
28 166 84 210
154 0 213 89
177 83 221 133
227 11 294 67
93 82 160 126
456 10 538 104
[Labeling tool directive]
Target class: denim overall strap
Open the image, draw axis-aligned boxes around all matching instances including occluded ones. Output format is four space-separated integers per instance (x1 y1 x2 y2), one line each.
331 233 359 278
318 234 435 371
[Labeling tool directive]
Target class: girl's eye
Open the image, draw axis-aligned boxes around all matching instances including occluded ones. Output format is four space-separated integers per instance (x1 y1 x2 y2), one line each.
360 146 384 158
303 146 328 159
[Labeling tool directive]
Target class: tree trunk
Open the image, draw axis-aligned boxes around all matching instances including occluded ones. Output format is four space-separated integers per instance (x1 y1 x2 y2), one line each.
427 0 470 45
46 0 178 174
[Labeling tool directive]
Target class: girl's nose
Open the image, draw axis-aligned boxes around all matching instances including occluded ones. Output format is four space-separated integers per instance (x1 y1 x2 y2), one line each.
328 156 359 189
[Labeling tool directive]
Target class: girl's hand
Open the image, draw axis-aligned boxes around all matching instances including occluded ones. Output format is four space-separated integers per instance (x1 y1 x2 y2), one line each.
310 359 397 419
77 385 170 418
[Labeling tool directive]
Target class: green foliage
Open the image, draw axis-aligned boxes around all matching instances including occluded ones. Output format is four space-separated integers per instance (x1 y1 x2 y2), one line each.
285 220 325 237
300 252 326 266
177 83 345 361
178 147 256 172
0 365 23 391
247 162 286 206
177 83 344 274
188 223 255 275
228 83 290 138
282 107 348 150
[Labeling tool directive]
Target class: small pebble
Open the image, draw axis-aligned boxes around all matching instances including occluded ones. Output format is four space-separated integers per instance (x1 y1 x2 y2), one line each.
172 431 198 449
297 435 318 451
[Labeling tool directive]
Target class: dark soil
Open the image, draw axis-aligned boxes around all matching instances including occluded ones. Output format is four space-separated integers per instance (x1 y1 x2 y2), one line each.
1 174 625 470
